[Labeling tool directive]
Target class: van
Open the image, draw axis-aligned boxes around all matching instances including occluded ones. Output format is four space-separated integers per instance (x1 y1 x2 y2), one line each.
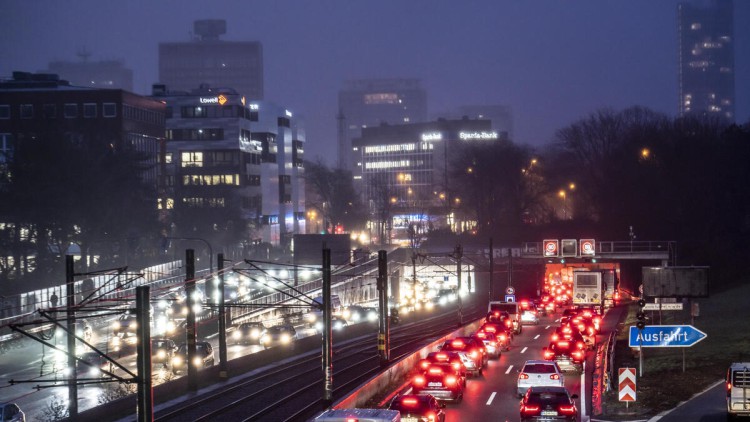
312 408 400 422
727 362 750 419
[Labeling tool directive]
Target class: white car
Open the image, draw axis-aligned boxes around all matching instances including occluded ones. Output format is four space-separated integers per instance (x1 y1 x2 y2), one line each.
727 362 750 419
517 360 565 397
0 402 25 422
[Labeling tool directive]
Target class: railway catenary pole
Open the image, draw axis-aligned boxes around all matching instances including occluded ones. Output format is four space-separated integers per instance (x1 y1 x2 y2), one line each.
185 249 198 391
377 250 390 366
65 255 78 418
455 244 463 325
135 285 153 422
218 253 228 379
489 238 494 302
322 248 333 405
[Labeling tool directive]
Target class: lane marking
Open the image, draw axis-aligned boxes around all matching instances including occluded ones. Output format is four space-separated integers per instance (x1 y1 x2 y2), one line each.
533 334 540 340
521 347 528 354
505 365 514 374
545 325 551 329
486 391 496 405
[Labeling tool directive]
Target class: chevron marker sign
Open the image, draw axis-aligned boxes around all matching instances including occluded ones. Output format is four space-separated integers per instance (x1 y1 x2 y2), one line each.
619 367 636 402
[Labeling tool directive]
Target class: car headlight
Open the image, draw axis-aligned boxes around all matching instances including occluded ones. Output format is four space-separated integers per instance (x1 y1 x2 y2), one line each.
193 357 203 367
112 321 121 330
89 367 102 377
368 312 378 322
425 302 434 310
260 335 269 344
314 321 323 332
111 337 121 346
172 356 183 366
157 350 166 360
131 321 137 329
280 333 291 344
250 329 260 338
232 330 242 340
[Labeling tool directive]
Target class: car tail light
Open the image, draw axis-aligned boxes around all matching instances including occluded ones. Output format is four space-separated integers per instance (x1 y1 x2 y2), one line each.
499 333 507 341
426 412 436 422
419 360 430 370
573 351 583 360
583 310 592 318
577 341 585 350
445 375 457 386
521 404 540 414
544 350 555 359
452 362 461 370
428 367 443 375
436 352 448 360
519 373 529 379
345 418 357 422
413 375 426 386
559 404 576 414
550 374 560 380
552 334 559 341
476 331 486 339
494 311 500 317
451 339 464 348
402 397 418 406
728 382 732 396
470 350 478 359
557 341 569 347
505 320 512 327
490 341 497 348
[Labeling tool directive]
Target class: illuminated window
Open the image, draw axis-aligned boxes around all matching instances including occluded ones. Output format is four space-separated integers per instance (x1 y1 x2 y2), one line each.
181 152 203 167
363 93 398 104
165 153 172 164
690 23 701 30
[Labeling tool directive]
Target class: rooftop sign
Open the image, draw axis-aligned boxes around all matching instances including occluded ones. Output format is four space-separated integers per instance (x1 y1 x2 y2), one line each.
459 131 498 140
199 94 228 105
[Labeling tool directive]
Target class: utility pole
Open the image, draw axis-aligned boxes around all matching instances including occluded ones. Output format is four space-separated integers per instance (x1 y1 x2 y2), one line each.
322 248 333 405
217 253 228 380
65 255 78 418
507 248 513 290
489 238 494 303
411 252 418 306
185 249 198 391
377 250 390 366
455 244 463 325
135 285 153 422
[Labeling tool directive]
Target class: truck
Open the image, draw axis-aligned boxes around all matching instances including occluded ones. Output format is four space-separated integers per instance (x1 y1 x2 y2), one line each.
572 271 603 309
488 301 522 334
602 269 620 308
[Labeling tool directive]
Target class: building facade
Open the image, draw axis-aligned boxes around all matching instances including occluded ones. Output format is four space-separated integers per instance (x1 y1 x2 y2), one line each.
338 79 427 171
46 57 134 92
433 105 514 141
159 19 264 101
352 118 496 245
678 0 735 120
153 85 304 248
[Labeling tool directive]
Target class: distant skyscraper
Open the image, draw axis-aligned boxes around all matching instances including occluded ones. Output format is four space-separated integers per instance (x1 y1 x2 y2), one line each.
678 0 735 120
159 19 264 100
46 52 134 91
338 78 427 171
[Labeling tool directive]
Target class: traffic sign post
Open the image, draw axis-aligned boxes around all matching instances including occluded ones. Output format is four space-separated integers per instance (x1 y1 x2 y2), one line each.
618 367 636 405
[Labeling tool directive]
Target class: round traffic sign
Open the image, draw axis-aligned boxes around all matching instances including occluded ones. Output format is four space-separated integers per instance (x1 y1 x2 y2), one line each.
506 286 515 295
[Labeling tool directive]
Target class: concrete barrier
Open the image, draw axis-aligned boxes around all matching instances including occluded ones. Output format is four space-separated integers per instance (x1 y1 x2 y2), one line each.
333 318 484 409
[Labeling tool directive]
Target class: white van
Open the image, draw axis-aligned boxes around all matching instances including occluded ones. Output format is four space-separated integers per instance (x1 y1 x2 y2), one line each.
727 362 750 419
313 408 400 422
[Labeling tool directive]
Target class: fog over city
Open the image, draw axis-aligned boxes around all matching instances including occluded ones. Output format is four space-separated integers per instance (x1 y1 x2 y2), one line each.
2 0 748 163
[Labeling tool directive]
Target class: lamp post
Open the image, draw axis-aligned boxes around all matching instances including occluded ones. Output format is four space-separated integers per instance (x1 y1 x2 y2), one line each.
167 237 213 276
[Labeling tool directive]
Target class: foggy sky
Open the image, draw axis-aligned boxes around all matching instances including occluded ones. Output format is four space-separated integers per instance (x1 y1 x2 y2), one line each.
1 0 748 164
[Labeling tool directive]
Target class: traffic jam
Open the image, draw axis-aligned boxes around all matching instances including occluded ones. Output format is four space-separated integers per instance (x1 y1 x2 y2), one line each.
321 263 619 422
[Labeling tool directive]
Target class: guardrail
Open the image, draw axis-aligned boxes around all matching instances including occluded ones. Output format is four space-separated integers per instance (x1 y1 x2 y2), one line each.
521 240 675 261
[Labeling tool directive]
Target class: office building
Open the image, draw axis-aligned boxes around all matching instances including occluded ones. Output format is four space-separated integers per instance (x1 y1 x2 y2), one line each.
153 84 304 247
434 105 514 141
159 19 264 101
352 118 496 245
46 56 134 91
678 0 735 120
338 78 427 171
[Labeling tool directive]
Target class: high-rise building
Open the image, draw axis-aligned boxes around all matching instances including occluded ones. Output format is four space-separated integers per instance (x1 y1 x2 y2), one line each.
678 0 735 120
352 118 497 245
153 84 304 247
338 78 427 171
159 19 264 101
46 55 134 92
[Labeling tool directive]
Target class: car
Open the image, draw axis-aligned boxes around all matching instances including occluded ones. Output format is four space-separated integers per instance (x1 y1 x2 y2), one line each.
543 341 585 373
477 323 511 351
231 322 267 345
342 305 378 323
411 363 464 403
389 394 446 422
313 316 348 332
550 325 586 349
0 402 25 422
76 351 109 378
418 351 469 380
438 337 487 375
73 319 93 343
519 386 578 421
727 362 750 419
516 360 565 397
472 331 500 359
260 324 298 349
151 338 177 366
112 314 138 337
171 341 215 374
520 309 540 325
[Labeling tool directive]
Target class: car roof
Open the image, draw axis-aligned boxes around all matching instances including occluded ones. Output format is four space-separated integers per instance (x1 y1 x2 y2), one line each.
730 362 750 370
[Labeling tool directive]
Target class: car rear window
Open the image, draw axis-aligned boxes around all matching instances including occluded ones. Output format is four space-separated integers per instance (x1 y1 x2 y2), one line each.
527 392 569 405
523 364 557 373
732 369 750 387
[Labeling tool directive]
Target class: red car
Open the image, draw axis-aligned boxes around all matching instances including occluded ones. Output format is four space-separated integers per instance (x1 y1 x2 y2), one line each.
418 351 468 380
389 394 446 422
411 363 464 403
543 341 585 373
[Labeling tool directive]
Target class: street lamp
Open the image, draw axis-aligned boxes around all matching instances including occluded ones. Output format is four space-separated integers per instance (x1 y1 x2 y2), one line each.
558 190 567 220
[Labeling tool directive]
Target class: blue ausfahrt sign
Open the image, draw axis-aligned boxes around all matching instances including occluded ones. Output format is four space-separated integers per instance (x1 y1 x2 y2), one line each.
628 325 707 348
